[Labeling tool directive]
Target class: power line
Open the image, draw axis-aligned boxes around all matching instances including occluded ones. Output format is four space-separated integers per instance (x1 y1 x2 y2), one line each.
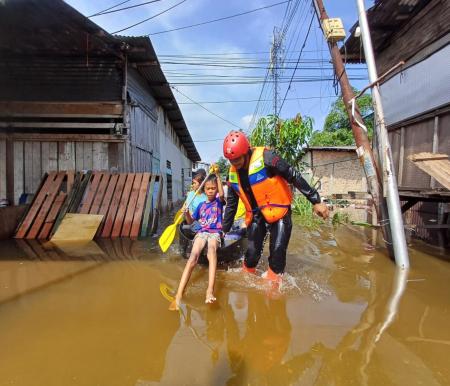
88 0 133 17
171 86 245 131
90 0 163 17
148 0 290 36
278 11 315 116
177 95 336 104
112 0 188 34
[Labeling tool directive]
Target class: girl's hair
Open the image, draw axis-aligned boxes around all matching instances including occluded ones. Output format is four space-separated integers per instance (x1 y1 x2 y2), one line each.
193 173 205 184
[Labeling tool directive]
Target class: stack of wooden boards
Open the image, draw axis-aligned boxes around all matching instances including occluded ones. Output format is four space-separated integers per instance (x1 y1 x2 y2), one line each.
15 171 163 240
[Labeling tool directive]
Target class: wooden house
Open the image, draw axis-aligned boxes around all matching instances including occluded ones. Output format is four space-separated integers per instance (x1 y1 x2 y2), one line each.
0 0 200 211
343 0 449 246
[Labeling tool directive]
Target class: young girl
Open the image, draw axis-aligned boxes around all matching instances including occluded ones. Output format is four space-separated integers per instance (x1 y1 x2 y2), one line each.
170 171 225 310
184 170 207 216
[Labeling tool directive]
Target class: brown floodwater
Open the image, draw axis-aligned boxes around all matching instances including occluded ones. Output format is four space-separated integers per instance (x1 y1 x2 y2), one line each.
0 220 449 386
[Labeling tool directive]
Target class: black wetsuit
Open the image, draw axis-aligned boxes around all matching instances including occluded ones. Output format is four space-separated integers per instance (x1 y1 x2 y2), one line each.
222 149 321 274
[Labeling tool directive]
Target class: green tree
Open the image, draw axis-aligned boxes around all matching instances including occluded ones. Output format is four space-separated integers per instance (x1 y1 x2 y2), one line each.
216 156 229 180
309 92 373 146
250 114 313 169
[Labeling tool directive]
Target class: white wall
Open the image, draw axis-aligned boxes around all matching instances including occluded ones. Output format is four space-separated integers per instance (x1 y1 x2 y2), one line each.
156 106 192 208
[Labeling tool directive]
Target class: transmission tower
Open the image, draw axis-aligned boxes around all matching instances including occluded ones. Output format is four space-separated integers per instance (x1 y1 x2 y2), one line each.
270 27 284 116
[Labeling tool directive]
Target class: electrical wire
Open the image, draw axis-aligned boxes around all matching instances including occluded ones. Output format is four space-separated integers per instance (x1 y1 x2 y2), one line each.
91 0 164 17
112 0 187 34
277 11 315 116
148 0 290 36
171 86 245 131
177 95 336 104
88 0 133 17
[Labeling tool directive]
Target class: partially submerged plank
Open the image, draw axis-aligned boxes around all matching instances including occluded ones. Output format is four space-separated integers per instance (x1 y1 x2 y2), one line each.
26 172 66 239
101 173 127 238
90 173 110 214
96 174 119 236
130 173 151 238
111 173 135 238
38 192 67 240
79 172 103 214
15 172 56 238
140 174 156 237
150 175 164 235
51 213 104 241
121 173 143 237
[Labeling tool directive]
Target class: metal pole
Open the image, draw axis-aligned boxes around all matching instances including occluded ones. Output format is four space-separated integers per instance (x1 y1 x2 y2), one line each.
356 0 409 268
312 0 394 257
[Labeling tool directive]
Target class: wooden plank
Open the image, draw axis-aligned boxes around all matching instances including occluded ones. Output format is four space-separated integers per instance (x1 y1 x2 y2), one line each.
68 171 92 213
32 142 42 194
5 137 14 204
59 142 76 171
26 172 66 239
24 142 33 195
409 152 448 162
79 173 103 214
101 173 127 238
13 141 24 205
50 172 82 238
111 174 135 238
15 239 39 259
67 171 75 194
83 142 93 171
0 133 125 143
0 101 124 117
0 139 5 200
93 142 109 171
140 173 156 237
95 174 118 236
0 122 115 129
130 173 151 238
90 173 110 214
41 142 58 174
121 173 143 237
15 172 56 238
51 213 104 241
38 192 67 240
150 175 164 235
75 142 84 172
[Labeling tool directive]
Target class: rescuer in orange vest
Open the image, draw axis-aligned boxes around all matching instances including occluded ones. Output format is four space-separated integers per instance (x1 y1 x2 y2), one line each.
222 131 329 283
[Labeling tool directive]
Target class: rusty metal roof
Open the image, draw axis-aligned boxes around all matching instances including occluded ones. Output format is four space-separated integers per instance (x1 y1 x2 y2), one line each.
341 0 432 63
0 0 200 162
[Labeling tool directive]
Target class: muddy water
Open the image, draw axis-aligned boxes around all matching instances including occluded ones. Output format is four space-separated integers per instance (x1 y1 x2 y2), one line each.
0 223 449 386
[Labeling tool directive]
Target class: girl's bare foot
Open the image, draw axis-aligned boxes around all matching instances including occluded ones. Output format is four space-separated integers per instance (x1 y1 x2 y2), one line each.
205 291 216 304
169 296 181 311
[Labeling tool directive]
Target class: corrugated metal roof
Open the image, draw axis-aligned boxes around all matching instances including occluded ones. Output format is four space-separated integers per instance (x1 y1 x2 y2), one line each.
0 0 200 162
342 0 432 63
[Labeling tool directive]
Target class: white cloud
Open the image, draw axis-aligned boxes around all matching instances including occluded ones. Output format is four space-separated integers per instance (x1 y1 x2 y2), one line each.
240 114 254 128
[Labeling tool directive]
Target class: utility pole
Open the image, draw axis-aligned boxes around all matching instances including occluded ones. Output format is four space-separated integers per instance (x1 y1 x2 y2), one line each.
356 0 409 268
270 27 283 116
311 0 394 257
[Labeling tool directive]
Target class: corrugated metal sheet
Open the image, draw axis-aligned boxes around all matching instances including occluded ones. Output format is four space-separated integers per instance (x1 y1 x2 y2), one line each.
0 56 123 102
380 45 450 126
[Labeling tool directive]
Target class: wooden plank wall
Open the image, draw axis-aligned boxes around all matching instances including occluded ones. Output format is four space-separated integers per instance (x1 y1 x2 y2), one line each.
10 140 122 204
388 108 450 190
129 105 159 172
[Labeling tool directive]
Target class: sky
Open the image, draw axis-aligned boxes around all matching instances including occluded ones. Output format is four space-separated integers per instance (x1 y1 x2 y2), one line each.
65 0 374 163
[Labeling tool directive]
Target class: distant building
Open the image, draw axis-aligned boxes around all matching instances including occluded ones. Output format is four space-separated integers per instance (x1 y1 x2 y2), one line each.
0 0 201 210
302 147 367 199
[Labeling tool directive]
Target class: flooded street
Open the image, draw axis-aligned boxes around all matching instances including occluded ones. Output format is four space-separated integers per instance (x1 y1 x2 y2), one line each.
0 221 449 386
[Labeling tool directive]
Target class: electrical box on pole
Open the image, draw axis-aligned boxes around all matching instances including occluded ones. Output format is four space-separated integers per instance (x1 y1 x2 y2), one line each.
322 18 346 42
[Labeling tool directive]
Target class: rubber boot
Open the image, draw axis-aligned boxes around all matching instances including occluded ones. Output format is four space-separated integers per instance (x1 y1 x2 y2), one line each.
262 267 283 284
242 261 256 274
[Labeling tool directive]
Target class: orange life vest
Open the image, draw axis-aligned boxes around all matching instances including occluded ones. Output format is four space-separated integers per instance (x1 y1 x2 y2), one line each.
228 147 292 225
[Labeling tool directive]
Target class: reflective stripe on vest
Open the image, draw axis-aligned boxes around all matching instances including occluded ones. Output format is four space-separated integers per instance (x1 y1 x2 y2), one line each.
229 147 292 224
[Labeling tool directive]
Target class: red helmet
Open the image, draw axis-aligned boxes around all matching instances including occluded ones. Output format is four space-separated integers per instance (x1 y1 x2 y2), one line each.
223 131 250 160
